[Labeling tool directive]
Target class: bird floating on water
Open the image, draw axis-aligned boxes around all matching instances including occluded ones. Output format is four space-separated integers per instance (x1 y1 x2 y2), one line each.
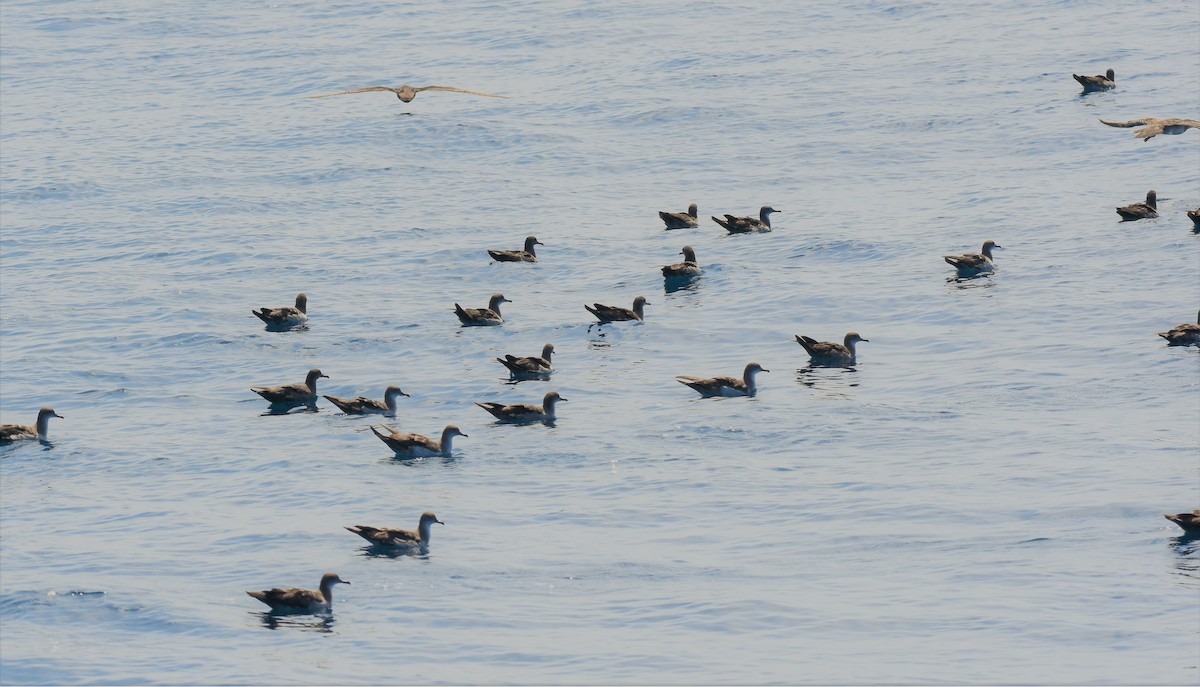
247 572 348 614
662 246 701 278
497 343 555 377
713 206 779 233
252 293 307 330
676 362 767 398
488 236 542 263
0 407 63 443
251 368 327 406
659 204 699 229
1164 510 1200 534
1072 68 1115 93
1100 118 1200 141
1158 312 1200 346
372 424 466 458
1116 190 1158 221
795 332 868 367
455 293 509 326
476 391 566 423
1188 209 1200 228
586 296 649 323
323 386 409 415
944 240 1001 277
346 512 444 549
306 84 509 103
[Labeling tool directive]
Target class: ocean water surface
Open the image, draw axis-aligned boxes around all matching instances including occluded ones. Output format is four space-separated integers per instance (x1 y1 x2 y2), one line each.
1 0 1198 683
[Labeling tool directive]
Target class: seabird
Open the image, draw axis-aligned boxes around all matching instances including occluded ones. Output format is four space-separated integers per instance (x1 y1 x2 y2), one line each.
476 391 566 423
0 407 63 443
1158 312 1200 346
659 203 699 229
371 424 466 458
496 343 554 377
795 332 868 367
488 236 542 263
1188 209 1200 228
306 85 509 103
455 293 509 326
1072 68 1115 92
585 296 649 323
247 572 348 614
323 386 409 415
346 512 444 549
1116 190 1158 221
661 246 701 278
712 206 779 233
252 293 308 330
676 362 767 398
1100 118 1200 141
251 368 328 406
944 240 1001 276
1164 510 1200 534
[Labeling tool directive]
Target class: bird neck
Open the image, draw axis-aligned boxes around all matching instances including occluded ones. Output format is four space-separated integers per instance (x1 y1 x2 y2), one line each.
36 413 53 438
439 429 457 455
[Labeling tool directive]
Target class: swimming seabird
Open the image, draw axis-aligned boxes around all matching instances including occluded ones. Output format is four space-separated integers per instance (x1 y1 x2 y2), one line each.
323 386 409 415
585 296 649 323
346 511 444 549
1072 68 1115 92
247 572 348 614
944 240 1001 276
1158 312 1200 346
476 391 566 423
661 246 701 278
1164 510 1200 533
659 204 699 229
252 293 308 330
712 206 779 233
676 362 767 398
306 85 509 103
795 332 868 367
1116 190 1158 221
455 293 509 326
371 424 466 457
0 407 63 443
251 368 328 406
488 236 542 263
1100 118 1200 141
1188 209 1200 228
496 343 554 377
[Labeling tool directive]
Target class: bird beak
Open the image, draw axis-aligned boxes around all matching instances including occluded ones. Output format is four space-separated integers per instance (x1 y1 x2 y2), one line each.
437 519 445 525
860 338 870 343
55 412 64 418
459 432 469 438
762 369 770 373
399 390 410 397
341 580 351 585
559 397 569 402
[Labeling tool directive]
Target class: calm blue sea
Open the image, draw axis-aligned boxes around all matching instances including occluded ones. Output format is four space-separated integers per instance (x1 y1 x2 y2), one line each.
2 0 1198 683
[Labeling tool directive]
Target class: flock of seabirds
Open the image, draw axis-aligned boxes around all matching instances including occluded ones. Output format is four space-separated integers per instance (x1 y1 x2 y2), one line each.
3 69 1200 615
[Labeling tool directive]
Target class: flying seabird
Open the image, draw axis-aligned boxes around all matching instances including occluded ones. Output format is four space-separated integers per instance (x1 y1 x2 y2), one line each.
585 296 649 323
659 204 699 229
712 206 779 233
1158 312 1200 346
488 236 542 263
1116 190 1158 221
306 85 509 103
371 424 466 458
661 246 701 278
944 240 1001 277
1100 118 1200 141
476 391 566 423
251 368 328 406
455 293 510 326
676 362 767 398
0 407 63 443
252 293 308 330
496 343 555 377
323 386 409 415
346 512 444 549
795 332 869 367
247 572 348 614
1072 68 1115 93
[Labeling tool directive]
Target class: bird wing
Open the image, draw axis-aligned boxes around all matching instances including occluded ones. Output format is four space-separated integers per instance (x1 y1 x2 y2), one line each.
305 86 399 99
416 85 509 99
1099 118 1152 128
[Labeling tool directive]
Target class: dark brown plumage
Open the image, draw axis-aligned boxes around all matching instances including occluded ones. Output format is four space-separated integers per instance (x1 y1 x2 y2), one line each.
662 246 701 278
712 206 779 233
371 424 466 458
488 236 542 263
322 386 409 415
1116 190 1158 221
247 572 348 613
585 296 649 323
0 407 63 443
795 332 868 367
1072 68 1115 92
944 240 1000 276
251 369 327 405
1158 312 1200 346
1100 118 1200 141
346 512 444 549
476 391 566 423
497 344 554 377
252 293 307 330
1164 510 1200 533
676 362 767 398
306 84 509 103
455 293 509 326
659 203 699 229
